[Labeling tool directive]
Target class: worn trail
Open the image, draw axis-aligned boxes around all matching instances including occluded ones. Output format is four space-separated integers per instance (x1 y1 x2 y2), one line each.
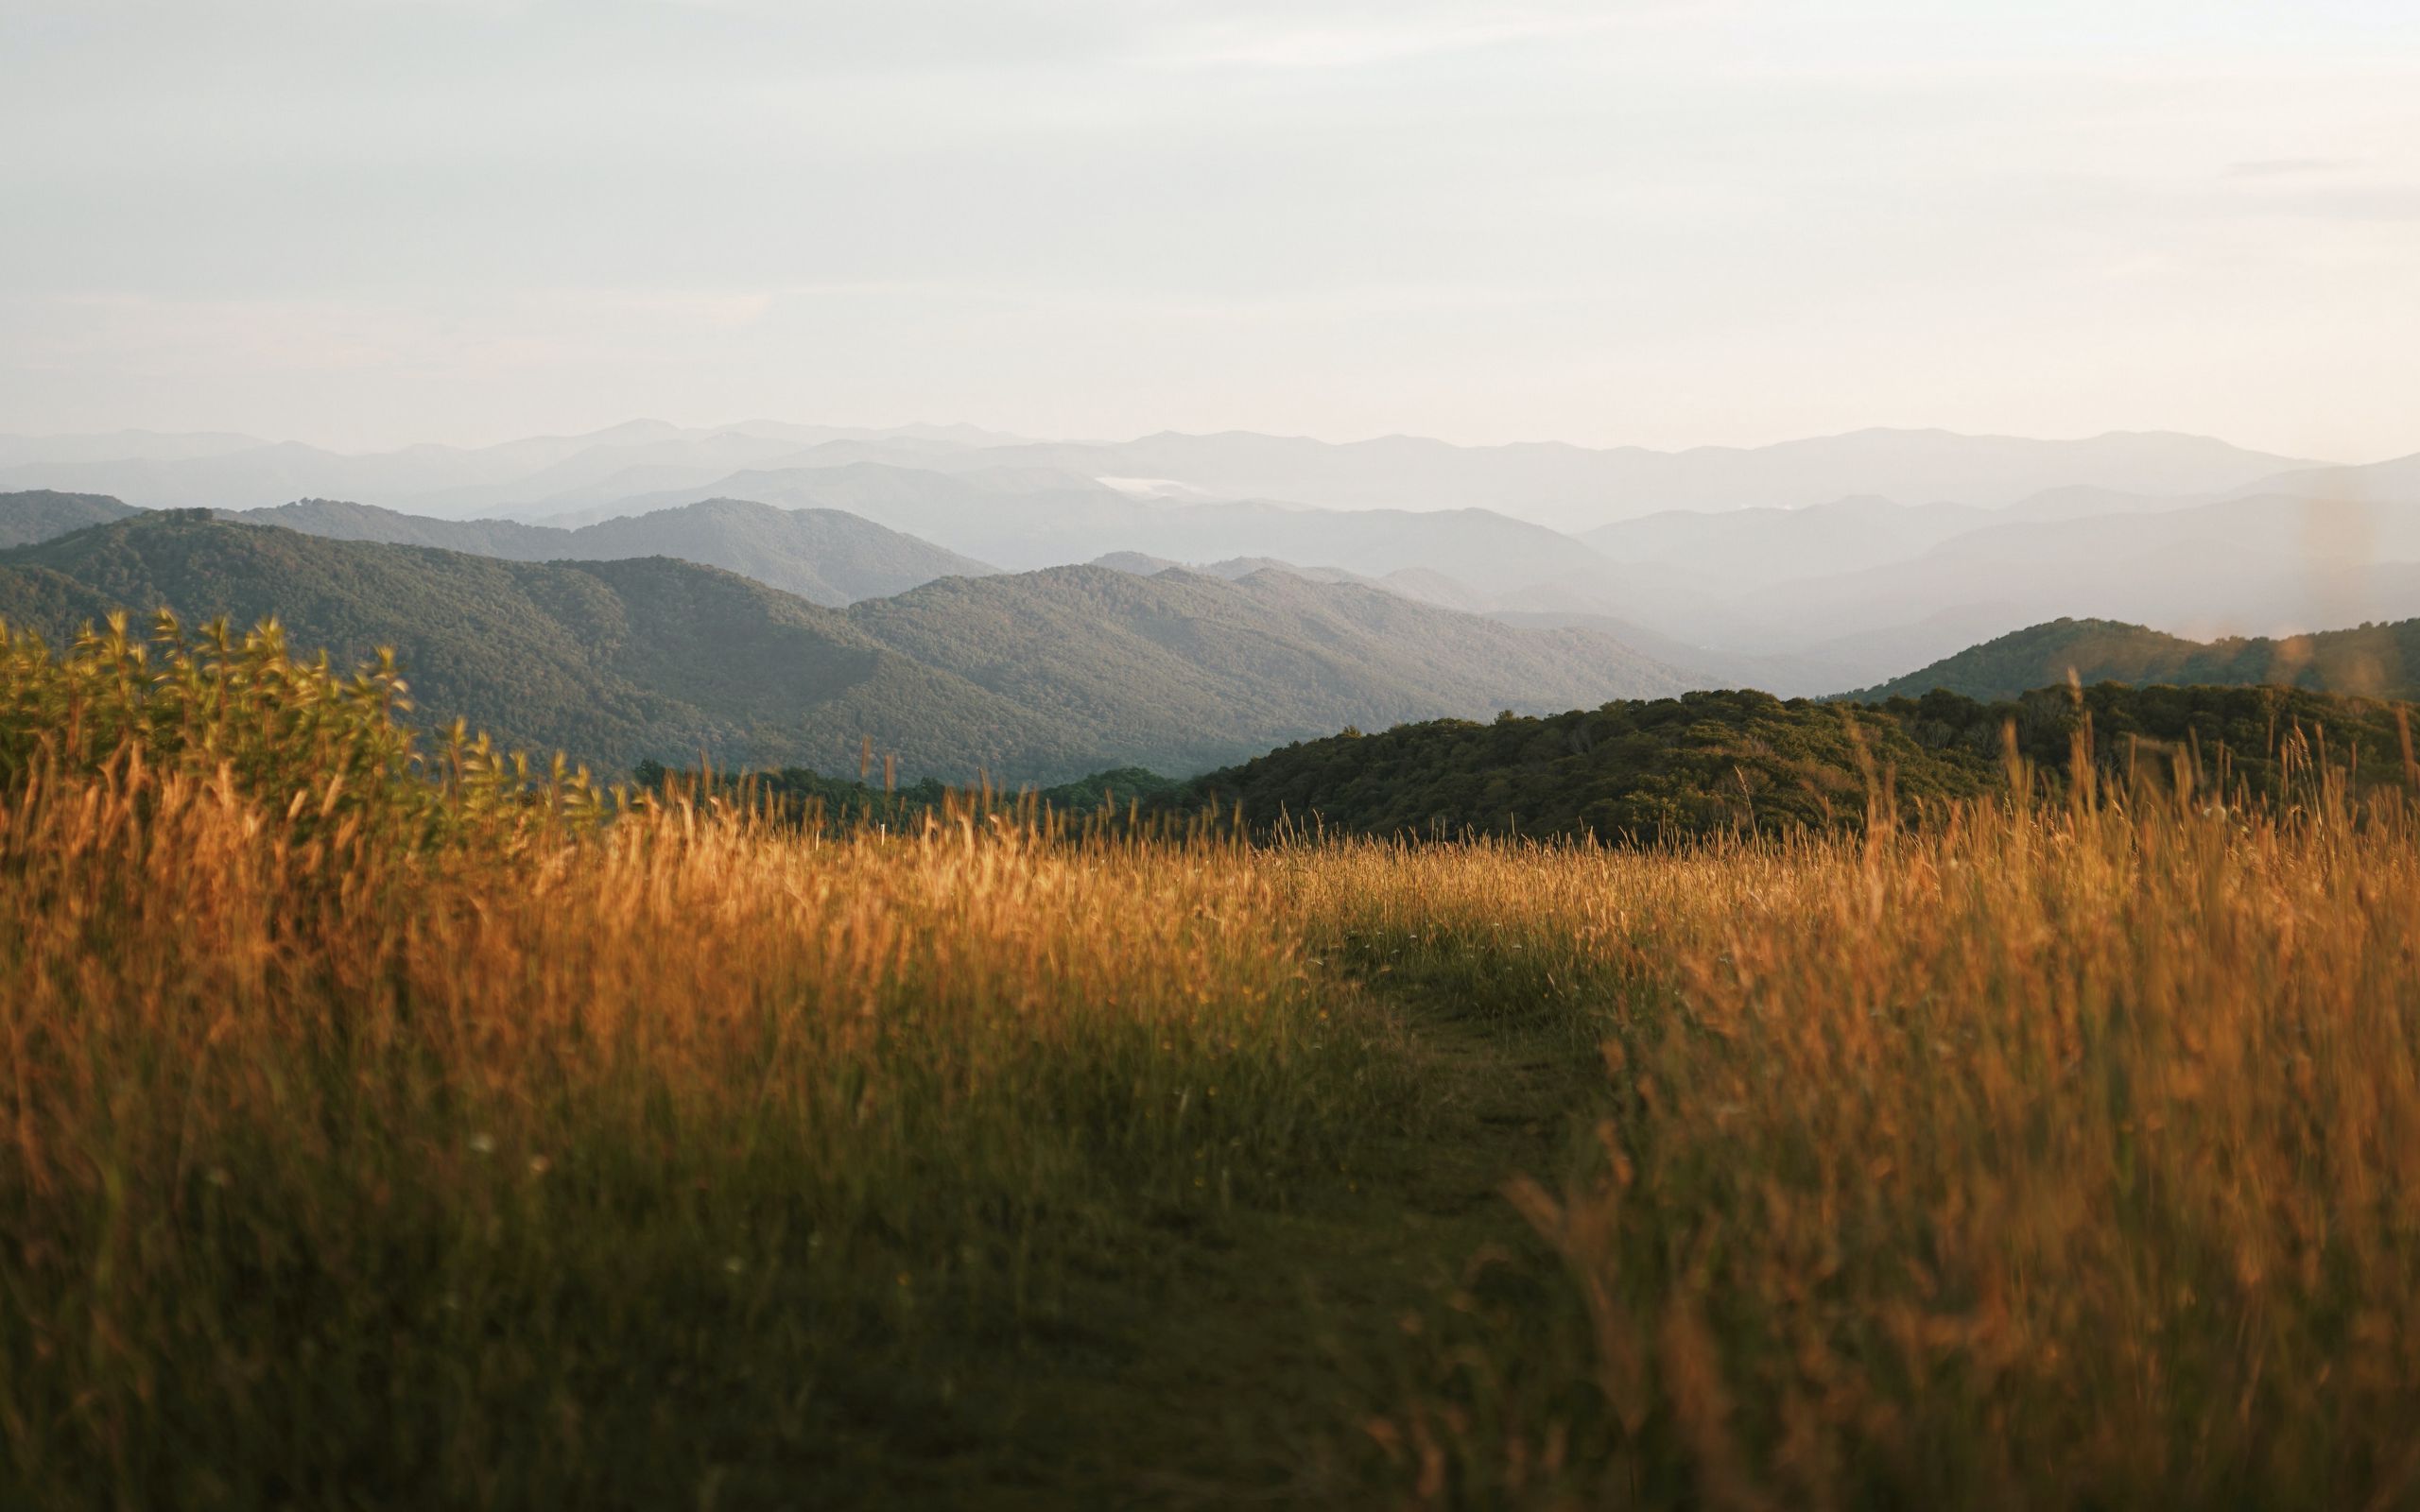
905 977 1610 1509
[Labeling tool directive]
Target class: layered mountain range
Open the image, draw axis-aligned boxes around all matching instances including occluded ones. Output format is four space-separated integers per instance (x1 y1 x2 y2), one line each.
1853 617 2420 705
0 421 2322 527
0 502 1695 782
231 496 995 608
8 421 2410 695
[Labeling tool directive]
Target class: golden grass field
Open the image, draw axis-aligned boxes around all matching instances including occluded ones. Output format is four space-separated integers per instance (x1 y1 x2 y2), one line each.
5 618 2419 1507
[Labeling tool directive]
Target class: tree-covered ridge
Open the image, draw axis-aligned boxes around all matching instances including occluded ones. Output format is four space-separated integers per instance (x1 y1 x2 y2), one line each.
0 490 141 548
1855 615 2420 702
1173 682 2420 842
841 562 1694 774
0 510 1089 779
1 488 995 608
0 511 1703 783
232 495 996 606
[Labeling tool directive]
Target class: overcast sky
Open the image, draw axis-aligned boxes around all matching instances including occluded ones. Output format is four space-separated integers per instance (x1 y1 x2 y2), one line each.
3 0 2415 459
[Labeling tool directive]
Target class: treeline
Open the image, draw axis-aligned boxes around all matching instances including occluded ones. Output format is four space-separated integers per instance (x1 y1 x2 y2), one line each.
1167 683 2420 843
630 758 1183 832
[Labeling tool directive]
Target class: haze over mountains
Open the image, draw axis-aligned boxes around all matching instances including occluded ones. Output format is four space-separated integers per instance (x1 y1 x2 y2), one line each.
0 506 1697 781
233 497 996 608
876 427 2317 531
6 420 2418 703
0 491 140 549
0 422 2320 530
0 421 1025 518
1854 617 2420 705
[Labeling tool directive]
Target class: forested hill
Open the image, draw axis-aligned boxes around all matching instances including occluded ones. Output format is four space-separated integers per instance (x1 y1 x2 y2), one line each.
0 512 1699 782
1171 683 2420 843
0 490 141 548
1 489 997 609
0 510 1089 778
839 562 1695 769
1855 616 2420 702
230 496 997 607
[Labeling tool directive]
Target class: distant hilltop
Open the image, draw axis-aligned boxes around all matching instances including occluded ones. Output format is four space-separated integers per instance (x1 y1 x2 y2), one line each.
1853 617 2420 704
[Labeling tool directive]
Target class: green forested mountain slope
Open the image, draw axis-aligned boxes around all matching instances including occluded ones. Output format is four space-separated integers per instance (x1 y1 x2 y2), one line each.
0 511 1082 777
1854 616 2420 702
0 490 144 547
232 498 563 554
597 463 1607 591
842 564 1695 775
0 513 1695 782
1172 683 2420 842
232 495 995 605
0 561 122 630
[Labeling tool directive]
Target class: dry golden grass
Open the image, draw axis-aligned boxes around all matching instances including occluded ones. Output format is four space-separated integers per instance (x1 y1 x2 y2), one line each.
0 753 1420 1504
1335 772 2420 1507
0 621 1409 1504
7 618 2420 1506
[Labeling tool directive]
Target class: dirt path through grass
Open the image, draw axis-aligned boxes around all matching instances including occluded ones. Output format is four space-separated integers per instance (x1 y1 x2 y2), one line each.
920 982 1607 1509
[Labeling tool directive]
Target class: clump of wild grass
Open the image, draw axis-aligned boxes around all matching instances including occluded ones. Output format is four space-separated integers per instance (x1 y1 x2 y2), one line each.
1348 745 2420 1507
0 618 1398 1507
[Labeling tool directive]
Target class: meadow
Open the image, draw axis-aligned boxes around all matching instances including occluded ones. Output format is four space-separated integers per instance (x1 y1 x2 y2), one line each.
5 615 2419 1507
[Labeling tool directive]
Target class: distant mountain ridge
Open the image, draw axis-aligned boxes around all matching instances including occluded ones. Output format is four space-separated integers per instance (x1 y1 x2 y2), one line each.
0 490 141 548
1554 489 2420 684
0 511 1699 782
839 563 1694 773
581 461 1601 593
934 426 2322 530
1730 493 2420 665
2221 452 2420 507
578 453 2420 687
229 496 995 606
0 421 1042 517
0 509 1070 778
1089 552 1488 611
1575 488 2189 593
0 422 2331 532
1852 617 2420 703
598 426 2322 530
5 420 2410 702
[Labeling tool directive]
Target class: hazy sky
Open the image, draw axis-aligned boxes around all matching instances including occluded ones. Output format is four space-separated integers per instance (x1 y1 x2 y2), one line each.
4 0 2416 459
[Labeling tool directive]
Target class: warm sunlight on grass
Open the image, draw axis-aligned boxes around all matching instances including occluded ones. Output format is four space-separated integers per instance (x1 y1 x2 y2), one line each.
6 617 2420 1507
1336 768 2420 1506
0 617 1401 1505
